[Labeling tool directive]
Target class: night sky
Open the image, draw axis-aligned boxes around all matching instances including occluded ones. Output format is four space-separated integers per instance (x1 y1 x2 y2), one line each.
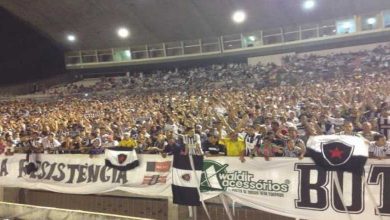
0 7 65 85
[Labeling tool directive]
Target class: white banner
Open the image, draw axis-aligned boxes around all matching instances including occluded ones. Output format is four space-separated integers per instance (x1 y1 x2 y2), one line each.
200 157 390 220
0 155 389 219
0 154 172 197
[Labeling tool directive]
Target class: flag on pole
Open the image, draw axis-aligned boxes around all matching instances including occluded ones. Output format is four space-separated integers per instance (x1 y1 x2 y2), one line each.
306 135 368 175
105 147 139 171
171 152 203 206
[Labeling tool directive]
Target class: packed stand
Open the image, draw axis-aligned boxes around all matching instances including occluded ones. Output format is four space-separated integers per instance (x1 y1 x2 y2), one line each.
1 44 390 161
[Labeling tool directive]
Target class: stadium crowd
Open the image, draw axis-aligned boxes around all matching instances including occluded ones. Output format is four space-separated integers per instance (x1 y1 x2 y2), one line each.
0 44 390 160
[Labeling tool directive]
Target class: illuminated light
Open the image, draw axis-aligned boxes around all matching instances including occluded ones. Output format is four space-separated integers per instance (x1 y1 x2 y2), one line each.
302 0 315 10
367 17 376 25
117 27 129 38
125 50 131 57
342 22 352 29
67 34 76 42
232 10 246 23
248 36 256 41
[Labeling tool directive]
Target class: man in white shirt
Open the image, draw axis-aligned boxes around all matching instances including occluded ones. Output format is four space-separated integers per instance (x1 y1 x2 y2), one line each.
358 122 380 141
41 133 61 154
102 135 119 148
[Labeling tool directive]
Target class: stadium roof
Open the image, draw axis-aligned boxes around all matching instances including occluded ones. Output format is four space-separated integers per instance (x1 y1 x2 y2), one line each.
1 0 389 50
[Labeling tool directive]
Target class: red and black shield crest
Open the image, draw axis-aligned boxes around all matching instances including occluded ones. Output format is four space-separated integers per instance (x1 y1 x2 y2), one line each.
181 173 191 182
117 154 127 164
321 141 354 166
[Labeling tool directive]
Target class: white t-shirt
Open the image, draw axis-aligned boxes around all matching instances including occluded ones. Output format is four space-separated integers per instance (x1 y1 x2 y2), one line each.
41 137 61 153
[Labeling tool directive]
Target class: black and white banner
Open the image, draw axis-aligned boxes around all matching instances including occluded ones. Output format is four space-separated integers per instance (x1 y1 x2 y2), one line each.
0 154 172 196
306 135 368 174
105 147 139 171
171 153 203 206
0 154 389 219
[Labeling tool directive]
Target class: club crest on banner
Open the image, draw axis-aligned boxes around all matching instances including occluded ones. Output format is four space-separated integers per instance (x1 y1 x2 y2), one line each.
181 173 191 182
320 141 354 166
117 154 127 164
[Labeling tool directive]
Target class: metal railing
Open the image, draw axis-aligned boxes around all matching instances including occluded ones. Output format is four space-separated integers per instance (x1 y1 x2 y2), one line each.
65 10 390 67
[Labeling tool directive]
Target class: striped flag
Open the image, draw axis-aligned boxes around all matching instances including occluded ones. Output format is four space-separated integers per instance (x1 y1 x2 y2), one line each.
105 147 139 171
171 152 203 206
307 135 368 175
142 175 168 185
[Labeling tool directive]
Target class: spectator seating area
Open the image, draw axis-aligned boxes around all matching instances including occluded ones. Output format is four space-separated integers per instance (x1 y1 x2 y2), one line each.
0 43 389 159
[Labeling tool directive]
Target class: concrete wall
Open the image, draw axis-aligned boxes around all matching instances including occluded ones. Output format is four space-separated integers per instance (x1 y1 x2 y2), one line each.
248 41 390 66
248 52 295 66
298 41 390 56
3 188 294 220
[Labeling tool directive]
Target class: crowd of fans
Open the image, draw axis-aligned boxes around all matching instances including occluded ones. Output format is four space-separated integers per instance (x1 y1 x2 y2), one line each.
1 44 390 161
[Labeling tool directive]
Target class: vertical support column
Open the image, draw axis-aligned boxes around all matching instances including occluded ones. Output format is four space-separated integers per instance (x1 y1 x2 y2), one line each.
355 15 362 32
180 41 185 55
199 39 203 54
298 26 302 40
145 45 150 59
316 24 320 37
259 30 263 45
79 50 83 64
94 50 98 63
240 33 245 48
280 28 284 43
111 48 115 61
0 187 4 201
379 11 385 29
167 198 179 220
163 43 167 57
220 36 224 53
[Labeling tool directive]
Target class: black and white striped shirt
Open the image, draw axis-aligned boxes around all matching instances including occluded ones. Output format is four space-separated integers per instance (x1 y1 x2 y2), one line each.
378 116 390 139
369 141 390 157
182 134 203 155
243 133 261 156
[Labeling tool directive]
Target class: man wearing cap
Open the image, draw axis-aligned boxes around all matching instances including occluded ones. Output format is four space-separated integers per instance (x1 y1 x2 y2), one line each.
195 124 207 144
202 133 226 156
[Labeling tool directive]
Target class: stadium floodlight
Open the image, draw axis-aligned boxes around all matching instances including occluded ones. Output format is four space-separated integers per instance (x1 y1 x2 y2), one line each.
232 10 246 23
117 27 129 38
302 0 315 10
67 34 76 42
367 17 376 25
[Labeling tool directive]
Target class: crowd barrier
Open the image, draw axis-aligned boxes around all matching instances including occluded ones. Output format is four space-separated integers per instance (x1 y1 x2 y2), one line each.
0 154 389 220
